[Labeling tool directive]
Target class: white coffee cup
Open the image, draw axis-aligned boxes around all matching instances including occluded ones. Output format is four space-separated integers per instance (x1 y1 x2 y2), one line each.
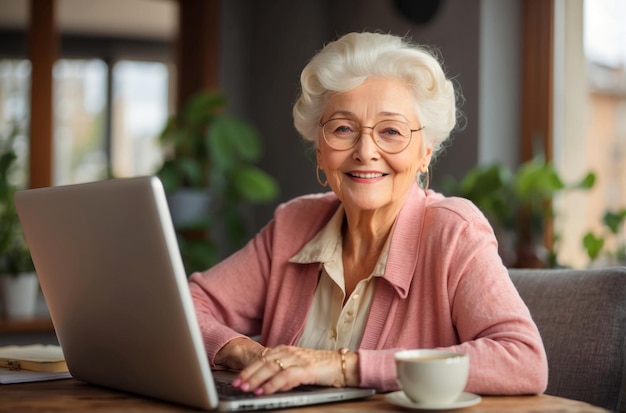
394 349 469 405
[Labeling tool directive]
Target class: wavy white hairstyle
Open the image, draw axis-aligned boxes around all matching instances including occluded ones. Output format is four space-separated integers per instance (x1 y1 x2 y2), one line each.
293 32 460 161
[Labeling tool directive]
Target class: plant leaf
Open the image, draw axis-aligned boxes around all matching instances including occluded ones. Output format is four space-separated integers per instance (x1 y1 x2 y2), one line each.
576 172 596 189
603 210 626 235
176 157 204 189
232 166 279 203
184 91 227 119
208 116 262 164
582 232 604 260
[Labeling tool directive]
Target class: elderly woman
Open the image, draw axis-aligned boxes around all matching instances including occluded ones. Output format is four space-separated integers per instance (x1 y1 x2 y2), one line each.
189 31 548 396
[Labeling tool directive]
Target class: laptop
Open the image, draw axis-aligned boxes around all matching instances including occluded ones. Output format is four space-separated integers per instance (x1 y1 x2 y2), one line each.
14 176 375 411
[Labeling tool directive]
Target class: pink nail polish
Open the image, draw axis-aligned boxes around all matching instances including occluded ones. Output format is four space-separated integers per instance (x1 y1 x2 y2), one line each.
232 378 241 388
240 382 250 391
254 387 264 396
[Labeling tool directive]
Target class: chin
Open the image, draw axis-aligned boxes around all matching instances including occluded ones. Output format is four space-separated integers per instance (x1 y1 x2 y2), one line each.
337 184 397 210
343 195 392 212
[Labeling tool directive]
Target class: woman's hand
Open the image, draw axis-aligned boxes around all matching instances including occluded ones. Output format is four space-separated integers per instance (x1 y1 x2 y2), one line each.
214 337 267 371
231 345 354 395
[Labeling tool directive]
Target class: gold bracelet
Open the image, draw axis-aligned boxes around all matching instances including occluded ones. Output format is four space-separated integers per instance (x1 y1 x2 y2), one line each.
338 347 349 387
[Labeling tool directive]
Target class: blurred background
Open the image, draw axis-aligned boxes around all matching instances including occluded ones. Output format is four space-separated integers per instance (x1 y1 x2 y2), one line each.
0 0 624 269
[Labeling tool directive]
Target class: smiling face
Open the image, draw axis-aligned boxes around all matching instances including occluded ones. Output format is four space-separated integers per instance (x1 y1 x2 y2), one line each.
317 78 432 215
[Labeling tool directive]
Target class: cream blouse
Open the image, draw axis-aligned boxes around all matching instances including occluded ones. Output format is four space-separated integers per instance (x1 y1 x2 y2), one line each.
289 205 393 351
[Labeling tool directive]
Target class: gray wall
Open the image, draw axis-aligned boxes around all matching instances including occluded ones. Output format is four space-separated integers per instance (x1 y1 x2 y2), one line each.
479 0 521 167
220 0 494 236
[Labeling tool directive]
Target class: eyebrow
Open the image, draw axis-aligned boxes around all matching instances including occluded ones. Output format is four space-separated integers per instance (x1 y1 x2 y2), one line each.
328 110 409 120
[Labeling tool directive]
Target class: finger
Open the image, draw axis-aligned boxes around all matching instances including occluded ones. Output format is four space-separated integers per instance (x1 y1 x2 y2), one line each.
237 347 279 379
259 365 301 395
235 354 288 392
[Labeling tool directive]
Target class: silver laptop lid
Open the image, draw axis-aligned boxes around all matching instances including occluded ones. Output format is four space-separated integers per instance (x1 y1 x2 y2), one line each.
15 177 218 410
16 177 375 411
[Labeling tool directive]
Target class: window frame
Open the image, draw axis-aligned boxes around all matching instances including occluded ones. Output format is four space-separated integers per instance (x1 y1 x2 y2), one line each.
0 28 173 187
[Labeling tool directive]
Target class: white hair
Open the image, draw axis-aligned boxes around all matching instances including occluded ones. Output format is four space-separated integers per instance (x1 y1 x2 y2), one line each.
293 31 460 161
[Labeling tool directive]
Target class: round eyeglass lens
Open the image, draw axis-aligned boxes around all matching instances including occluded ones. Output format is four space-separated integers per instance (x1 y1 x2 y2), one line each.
321 118 414 153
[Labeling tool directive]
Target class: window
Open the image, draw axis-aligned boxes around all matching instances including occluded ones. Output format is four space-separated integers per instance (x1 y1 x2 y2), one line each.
555 0 626 268
0 59 31 188
53 59 108 185
111 60 169 179
0 39 172 187
51 58 169 185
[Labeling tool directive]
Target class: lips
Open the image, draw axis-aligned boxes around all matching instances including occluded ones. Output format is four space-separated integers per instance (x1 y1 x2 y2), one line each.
347 172 386 179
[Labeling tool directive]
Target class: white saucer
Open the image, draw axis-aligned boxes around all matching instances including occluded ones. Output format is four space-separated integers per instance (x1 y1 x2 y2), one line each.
385 391 482 410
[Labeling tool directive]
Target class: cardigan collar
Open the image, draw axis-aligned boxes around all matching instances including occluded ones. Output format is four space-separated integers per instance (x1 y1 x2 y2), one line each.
384 183 428 298
288 204 391 279
290 183 429 299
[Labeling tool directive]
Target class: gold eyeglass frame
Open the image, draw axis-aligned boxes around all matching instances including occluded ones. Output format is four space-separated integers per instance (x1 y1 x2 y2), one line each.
320 118 425 154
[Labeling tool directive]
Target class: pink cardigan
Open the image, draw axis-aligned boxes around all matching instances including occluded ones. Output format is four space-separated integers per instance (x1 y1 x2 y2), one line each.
189 183 548 394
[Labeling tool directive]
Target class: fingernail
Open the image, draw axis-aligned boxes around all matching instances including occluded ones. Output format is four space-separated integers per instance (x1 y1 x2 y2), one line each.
232 378 241 388
254 387 264 396
240 382 250 392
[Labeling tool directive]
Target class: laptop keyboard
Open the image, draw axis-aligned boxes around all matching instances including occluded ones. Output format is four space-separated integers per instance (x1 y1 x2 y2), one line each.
215 380 257 400
215 379 324 400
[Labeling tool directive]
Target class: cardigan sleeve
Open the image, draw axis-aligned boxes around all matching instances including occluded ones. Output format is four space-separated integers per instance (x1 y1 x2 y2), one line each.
188 192 338 368
439 206 548 395
357 348 400 390
188 220 275 368
442 216 549 395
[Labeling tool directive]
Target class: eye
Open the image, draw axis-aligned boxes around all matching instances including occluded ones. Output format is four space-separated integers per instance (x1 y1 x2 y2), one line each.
335 125 354 134
326 119 358 137
377 121 409 139
380 127 401 136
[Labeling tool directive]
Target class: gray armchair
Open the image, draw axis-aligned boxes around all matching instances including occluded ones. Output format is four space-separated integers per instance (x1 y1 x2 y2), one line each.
509 267 626 413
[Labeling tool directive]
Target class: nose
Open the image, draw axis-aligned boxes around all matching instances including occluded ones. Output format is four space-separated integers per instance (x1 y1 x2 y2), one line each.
360 125 375 138
353 126 381 159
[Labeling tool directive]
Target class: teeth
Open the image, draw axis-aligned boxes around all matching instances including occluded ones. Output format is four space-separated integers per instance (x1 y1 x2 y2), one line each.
351 172 383 179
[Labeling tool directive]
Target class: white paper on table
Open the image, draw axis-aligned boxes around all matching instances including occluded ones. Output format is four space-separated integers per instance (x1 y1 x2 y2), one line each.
0 367 72 384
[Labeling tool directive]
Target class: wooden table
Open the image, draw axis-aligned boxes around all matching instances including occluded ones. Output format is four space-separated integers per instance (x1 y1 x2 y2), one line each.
0 378 609 412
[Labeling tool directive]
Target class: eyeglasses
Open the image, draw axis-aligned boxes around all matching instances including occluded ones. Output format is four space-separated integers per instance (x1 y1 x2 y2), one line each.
320 118 425 154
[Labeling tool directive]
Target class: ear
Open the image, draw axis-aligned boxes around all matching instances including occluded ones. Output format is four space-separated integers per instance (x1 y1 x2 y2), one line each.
420 146 433 173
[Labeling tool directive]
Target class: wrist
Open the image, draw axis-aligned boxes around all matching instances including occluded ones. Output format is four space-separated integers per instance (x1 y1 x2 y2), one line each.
338 348 349 387
346 350 360 387
216 337 264 370
336 348 359 387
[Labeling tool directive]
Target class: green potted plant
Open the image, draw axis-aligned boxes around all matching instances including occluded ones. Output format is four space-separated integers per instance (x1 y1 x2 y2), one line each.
583 207 626 266
0 122 38 319
156 91 279 274
442 156 595 268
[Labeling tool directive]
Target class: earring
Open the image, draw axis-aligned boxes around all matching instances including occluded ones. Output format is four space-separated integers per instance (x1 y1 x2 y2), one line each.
421 168 430 191
316 165 328 187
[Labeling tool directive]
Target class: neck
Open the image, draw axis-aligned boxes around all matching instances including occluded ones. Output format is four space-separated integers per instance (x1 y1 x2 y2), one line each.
341 206 397 261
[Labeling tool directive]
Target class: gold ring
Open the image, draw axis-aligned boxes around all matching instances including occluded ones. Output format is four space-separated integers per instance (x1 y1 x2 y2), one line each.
275 359 285 370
